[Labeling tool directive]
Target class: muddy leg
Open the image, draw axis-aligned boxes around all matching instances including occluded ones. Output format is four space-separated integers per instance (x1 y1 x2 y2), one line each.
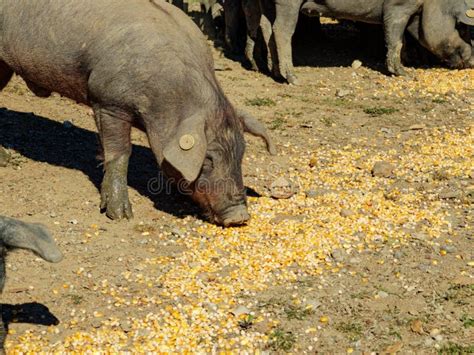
0 61 13 90
384 0 422 76
94 107 133 220
272 0 303 84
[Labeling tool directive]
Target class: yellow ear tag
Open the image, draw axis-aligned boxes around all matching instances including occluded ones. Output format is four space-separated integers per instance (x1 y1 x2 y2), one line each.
179 134 195 150
466 9 474 18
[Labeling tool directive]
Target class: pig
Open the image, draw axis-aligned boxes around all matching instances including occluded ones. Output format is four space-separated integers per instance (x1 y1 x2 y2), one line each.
0 216 63 352
301 0 474 75
0 0 276 226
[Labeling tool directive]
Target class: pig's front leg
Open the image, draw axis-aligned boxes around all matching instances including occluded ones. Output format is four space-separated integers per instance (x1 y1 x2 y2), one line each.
383 0 422 76
94 107 133 220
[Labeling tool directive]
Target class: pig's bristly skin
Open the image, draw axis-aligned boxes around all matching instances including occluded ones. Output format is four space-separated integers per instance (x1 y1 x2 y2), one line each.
0 216 63 352
0 0 275 225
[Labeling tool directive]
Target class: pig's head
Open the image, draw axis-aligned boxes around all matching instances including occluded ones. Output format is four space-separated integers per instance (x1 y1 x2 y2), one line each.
422 0 474 68
162 104 276 227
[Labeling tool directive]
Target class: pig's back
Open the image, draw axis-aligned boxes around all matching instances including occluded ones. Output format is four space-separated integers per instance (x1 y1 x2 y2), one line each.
0 0 212 104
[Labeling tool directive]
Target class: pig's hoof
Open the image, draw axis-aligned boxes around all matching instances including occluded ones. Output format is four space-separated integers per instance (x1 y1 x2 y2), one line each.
287 73 299 85
100 189 133 220
387 62 408 76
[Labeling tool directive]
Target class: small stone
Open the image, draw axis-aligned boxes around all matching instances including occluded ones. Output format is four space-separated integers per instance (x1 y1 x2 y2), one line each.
304 299 321 310
305 188 332 198
438 190 462 199
440 245 456 254
430 328 441 338
408 123 426 131
378 291 389 298
335 89 351 98
410 319 424 334
351 60 362 69
340 208 355 218
0 147 10 167
394 251 404 259
424 338 434 346
50 212 57 218
309 157 318 167
271 214 305 224
331 249 345 262
372 161 395 178
69 219 78 225
413 232 428 241
203 302 218 313
270 177 295 199
231 305 250 317
91 318 102 328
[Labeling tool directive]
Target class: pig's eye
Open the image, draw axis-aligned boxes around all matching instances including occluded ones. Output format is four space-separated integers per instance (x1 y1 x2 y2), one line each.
203 155 214 172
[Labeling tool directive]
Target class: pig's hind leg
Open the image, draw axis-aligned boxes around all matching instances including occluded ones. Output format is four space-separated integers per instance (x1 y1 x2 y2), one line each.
0 61 13 90
93 107 134 220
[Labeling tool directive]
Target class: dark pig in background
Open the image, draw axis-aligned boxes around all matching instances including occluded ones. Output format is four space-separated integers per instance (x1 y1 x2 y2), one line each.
301 0 474 75
0 0 275 226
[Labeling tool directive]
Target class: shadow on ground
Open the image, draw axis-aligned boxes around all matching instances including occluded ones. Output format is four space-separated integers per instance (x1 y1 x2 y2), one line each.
1 302 59 328
0 108 199 220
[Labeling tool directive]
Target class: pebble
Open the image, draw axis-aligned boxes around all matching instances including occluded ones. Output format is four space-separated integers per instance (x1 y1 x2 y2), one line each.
394 251 404 259
335 89 351 98
351 60 362 70
440 245 456 254
304 299 321 310
378 291 389 298
305 188 332 198
69 219 78 225
340 208 355 218
231 305 250 317
438 190 462 199
331 249 345 262
372 161 395 178
270 177 295 199
0 147 10 167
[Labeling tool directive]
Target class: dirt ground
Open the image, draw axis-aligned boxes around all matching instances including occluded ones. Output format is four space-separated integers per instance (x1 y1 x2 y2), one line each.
1 21 473 353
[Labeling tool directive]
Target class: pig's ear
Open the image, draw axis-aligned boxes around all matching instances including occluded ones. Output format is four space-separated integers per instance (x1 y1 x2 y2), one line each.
163 115 207 182
237 109 277 155
459 0 474 25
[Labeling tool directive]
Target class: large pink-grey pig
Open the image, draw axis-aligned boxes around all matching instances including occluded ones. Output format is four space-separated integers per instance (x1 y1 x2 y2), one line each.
0 0 276 226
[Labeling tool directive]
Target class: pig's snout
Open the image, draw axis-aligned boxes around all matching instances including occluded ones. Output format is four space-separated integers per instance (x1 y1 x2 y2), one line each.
301 2 319 17
218 205 250 227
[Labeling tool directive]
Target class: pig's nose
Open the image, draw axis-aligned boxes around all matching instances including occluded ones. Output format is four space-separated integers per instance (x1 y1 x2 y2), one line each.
220 206 250 227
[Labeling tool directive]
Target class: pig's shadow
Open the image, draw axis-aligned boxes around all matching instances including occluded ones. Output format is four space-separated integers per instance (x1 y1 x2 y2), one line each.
0 108 200 219
1 302 60 330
